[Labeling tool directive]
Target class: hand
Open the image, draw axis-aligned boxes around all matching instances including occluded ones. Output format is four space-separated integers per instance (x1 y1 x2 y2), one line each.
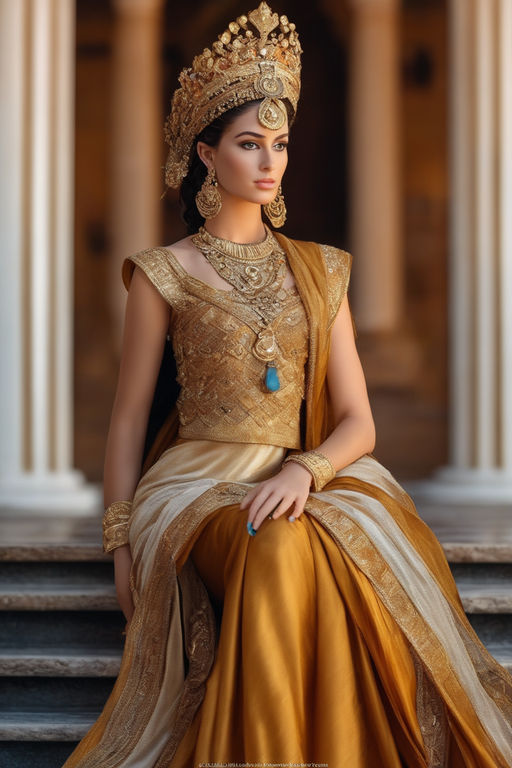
240 462 312 533
113 544 135 624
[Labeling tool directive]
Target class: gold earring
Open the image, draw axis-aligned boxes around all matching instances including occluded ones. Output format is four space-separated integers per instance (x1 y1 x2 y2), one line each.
195 166 222 219
263 185 286 228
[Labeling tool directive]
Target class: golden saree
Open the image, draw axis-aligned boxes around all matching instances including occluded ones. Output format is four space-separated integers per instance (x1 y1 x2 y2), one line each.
63 235 512 768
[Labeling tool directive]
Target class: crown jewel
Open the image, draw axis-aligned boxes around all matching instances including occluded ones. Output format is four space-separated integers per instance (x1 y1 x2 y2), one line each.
164 3 302 189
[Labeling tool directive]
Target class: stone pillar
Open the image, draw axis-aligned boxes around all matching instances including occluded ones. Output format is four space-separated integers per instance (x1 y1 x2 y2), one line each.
0 0 100 511
110 0 164 343
408 0 512 501
347 0 403 332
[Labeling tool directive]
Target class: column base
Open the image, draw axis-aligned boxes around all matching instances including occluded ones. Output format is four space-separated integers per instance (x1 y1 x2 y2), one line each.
404 466 512 503
0 470 102 514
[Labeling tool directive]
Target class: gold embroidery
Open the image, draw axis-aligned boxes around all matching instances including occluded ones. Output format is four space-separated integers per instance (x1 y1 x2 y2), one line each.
102 501 132 553
123 247 308 449
154 558 217 766
122 248 188 313
65 472 512 767
319 244 352 328
67 484 239 768
309 488 512 767
283 449 336 491
411 648 449 767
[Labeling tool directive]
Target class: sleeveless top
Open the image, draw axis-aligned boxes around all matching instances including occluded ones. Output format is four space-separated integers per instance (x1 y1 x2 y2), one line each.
122 242 351 449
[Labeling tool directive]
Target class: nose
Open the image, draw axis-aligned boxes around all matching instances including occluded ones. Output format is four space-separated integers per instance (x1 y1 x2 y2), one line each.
259 147 274 171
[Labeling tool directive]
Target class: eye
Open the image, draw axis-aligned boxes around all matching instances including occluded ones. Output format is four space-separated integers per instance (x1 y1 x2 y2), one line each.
240 141 258 150
274 142 288 151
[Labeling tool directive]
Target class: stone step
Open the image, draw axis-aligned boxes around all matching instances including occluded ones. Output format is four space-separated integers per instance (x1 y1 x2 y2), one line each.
0 584 118 611
0 543 107 563
0 649 122 677
2 507 512 564
0 642 509 680
0 711 99 742
1 564 511 613
450 564 512 613
0 650 510 745
468 612 512 643
0 513 105 564
0 560 113 583
0 677 114 718
0 562 117 611
0 610 125 648
0 740 77 768
487 645 512 671
1 585 510 614
459 582 512 613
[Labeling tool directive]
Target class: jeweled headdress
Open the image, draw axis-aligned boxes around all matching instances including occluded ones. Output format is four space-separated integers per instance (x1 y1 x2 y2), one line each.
164 2 302 189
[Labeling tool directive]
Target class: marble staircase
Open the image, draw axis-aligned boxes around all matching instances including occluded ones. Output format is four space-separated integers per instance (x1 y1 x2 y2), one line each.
0 506 511 767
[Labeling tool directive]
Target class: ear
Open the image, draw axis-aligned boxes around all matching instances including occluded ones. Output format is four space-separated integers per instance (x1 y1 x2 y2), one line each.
196 141 216 170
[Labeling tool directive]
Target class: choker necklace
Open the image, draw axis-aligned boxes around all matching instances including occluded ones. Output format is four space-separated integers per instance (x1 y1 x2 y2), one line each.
191 225 290 393
195 225 275 260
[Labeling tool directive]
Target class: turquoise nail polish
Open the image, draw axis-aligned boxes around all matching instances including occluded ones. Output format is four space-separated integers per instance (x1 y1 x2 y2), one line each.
247 521 257 536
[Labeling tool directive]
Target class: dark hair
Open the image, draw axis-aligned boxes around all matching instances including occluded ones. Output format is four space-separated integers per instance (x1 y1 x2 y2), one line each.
179 98 294 234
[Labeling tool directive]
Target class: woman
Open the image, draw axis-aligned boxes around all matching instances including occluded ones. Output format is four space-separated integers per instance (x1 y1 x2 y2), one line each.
64 4 512 767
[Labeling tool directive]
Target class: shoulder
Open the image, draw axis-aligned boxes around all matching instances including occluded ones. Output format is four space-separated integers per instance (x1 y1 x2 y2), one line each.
316 243 352 328
293 238 352 326
274 233 353 328
121 240 190 310
275 232 352 285
316 242 352 279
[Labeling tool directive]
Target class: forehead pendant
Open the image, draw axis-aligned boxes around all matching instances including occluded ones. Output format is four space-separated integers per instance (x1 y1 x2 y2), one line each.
256 62 287 130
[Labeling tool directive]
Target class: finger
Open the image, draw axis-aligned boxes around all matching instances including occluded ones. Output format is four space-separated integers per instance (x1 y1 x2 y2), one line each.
288 497 307 522
242 485 272 512
264 497 295 522
243 481 280 512
240 485 259 509
246 487 278 522
252 494 293 530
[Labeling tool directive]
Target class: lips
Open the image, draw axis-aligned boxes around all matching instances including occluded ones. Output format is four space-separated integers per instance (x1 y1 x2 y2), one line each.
255 179 275 188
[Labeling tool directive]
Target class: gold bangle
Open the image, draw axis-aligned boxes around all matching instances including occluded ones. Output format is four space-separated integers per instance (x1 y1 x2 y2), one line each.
103 500 132 553
283 450 336 492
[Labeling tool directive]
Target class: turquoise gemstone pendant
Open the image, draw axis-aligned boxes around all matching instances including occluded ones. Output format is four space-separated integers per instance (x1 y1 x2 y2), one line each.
265 363 280 392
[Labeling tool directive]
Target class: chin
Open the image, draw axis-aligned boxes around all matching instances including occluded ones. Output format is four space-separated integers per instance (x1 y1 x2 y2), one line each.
225 187 279 206
253 190 278 205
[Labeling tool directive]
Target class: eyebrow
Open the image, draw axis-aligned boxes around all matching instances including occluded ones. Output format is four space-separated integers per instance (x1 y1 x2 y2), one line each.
234 130 289 139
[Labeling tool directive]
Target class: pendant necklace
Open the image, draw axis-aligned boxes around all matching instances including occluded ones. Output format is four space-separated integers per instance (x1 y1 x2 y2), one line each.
191 225 290 393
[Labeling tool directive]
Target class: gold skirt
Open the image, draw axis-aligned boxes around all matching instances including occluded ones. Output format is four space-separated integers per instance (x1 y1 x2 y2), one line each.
63 439 512 768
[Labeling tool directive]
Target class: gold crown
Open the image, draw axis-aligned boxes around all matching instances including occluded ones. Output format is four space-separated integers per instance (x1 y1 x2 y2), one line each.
164 2 302 189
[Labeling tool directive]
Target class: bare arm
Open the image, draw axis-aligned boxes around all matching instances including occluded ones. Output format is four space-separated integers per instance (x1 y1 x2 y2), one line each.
242 295 375 530
103 265 170 620
103 266 171 506
313 295 376 467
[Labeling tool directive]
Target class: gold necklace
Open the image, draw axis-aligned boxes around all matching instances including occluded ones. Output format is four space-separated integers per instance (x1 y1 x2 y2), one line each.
192 225 286 299
191 225 289 393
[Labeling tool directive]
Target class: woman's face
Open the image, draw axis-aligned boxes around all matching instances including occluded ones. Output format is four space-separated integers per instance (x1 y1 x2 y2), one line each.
198 102 289 206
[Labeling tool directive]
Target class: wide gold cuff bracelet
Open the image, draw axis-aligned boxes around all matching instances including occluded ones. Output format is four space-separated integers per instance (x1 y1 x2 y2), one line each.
103 500 132 554
283 450 336 492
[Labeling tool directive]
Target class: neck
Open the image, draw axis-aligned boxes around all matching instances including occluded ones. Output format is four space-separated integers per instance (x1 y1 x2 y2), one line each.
202 198 267 244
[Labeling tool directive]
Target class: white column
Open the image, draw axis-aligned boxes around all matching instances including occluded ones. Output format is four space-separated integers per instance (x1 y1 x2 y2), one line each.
0 0 100 512
408 0 512 501
110 0 164 343
347 0 403 332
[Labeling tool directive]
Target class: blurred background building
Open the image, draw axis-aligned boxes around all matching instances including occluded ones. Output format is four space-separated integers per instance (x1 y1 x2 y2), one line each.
1 0 512 512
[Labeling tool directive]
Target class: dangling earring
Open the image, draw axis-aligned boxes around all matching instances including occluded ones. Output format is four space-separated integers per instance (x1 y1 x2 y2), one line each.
263 185 286 228
195 166 222 219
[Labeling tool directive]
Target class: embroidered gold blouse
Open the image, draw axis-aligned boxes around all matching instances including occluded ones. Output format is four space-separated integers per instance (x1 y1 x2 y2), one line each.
122 243 351 449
